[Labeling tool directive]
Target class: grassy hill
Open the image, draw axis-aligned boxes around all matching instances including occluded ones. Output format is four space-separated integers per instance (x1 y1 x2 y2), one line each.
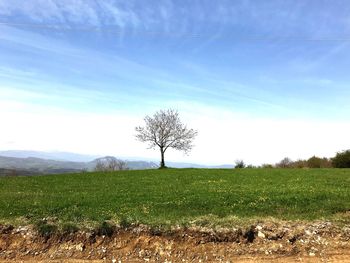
0 169 349 228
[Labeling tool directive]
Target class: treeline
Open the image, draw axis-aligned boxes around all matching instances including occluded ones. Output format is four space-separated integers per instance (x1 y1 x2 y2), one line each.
235 149 350 169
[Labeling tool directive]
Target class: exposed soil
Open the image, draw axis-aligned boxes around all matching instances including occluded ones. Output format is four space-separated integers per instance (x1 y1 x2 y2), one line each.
1 221 350 262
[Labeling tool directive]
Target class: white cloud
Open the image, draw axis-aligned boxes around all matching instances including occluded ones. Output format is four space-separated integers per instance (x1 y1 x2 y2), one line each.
1 100 349 166
0 101 143 157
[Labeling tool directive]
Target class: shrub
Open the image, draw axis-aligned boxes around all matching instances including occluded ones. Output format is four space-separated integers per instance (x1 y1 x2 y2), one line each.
119 216 132 228
62 222 79 234
35 220 57 238
320 157 333 168
261 164 274 168
292 159 307 168
96 221 115 237
306 156 323 168
234 160 245 169
332 150 350 168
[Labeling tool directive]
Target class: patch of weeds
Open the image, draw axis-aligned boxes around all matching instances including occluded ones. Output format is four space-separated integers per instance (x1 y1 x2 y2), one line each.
149 223 173 236
62 222 79 235
149 225 164 236
119 216 132 228
35 220 57 238
96 221 115 237
178 220 189 230
0 225 14 234
24 213 34 220
190 214 219 228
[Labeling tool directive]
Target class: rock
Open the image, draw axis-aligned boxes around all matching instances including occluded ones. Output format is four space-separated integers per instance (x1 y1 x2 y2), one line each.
76 243 85 252
309 252 316 257
257 231 265 239
15 226 29 234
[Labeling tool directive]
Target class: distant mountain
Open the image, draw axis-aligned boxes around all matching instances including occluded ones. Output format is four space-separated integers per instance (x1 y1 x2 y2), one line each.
0 150 233 174
166 162 234 169
0 156 88 174
0 155 158 175
0 150 100 162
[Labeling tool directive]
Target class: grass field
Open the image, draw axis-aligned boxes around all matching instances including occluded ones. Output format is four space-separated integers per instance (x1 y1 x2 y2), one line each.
0 169 350 228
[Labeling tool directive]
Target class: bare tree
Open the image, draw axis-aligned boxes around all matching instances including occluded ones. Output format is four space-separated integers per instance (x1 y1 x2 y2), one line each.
107 157 119 171
276 157 293 168
116 159 128 170
95 159 107 172
135 109 198 169
95 157 129 172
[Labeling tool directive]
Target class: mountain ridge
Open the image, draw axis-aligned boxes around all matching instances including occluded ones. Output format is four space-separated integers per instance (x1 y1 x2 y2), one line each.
0 150 234 173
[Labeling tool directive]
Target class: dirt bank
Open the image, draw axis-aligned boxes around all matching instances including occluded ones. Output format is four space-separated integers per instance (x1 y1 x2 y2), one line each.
1 221 349 262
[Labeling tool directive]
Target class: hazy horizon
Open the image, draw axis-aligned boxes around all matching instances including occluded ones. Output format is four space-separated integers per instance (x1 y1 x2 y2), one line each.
1 1 350 165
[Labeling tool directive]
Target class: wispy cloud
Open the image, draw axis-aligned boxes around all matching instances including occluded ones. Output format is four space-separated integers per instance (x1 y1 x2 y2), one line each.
1 0 350 40
1 0 350 163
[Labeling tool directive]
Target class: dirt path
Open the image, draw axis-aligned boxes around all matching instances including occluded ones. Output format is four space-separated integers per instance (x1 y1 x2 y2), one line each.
1 222 350 262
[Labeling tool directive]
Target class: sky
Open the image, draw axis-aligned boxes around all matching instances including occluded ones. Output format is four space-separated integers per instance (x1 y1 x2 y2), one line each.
0 0 350 165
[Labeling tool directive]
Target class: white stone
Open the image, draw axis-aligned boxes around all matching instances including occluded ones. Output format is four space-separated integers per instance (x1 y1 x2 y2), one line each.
257 231 266 238
305 230 312 235
75 243 84 252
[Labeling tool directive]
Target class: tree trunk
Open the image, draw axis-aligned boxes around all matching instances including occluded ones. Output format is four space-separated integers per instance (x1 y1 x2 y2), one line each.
160 148 165 168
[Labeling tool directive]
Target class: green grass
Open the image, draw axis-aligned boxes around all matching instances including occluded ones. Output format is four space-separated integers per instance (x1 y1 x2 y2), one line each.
0 169 349 227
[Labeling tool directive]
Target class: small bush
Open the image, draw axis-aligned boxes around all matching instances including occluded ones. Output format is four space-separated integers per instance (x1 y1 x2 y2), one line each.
35 220 57 238
261 164 274 168
292 159 307 168
119 216 132 228
307 156 323 168
234 160 245 169
149 225 163 236
310 156 332 168
332 150 350 168
62 222 79 234
96 221 115 237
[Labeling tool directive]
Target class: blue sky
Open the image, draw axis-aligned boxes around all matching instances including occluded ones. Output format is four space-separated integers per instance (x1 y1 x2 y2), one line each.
1 0 350 164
